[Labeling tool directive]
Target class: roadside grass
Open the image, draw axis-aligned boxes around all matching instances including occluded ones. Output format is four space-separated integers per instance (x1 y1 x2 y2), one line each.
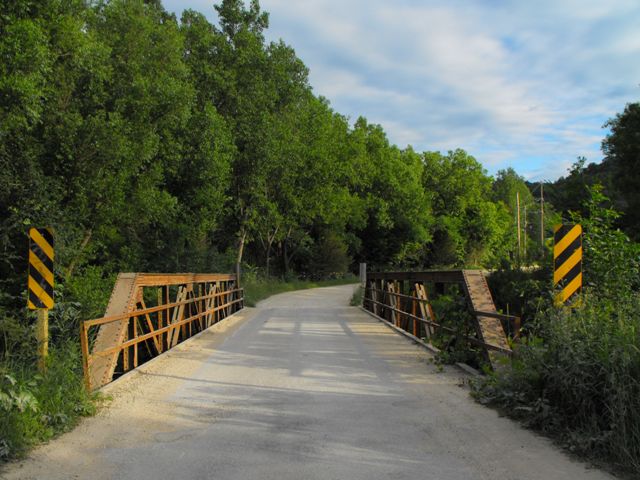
471 292 640 477
471 188 640 477
0 280 112 463
242 276 359 307
0 342 98 462
349 285 364 306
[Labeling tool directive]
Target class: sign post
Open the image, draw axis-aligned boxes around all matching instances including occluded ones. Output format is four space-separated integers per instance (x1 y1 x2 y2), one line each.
27 227 54 372
36 309 49 372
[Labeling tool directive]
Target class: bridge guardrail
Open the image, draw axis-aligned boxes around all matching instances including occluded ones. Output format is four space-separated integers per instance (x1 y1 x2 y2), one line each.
363 271 515 368
80 273 243 391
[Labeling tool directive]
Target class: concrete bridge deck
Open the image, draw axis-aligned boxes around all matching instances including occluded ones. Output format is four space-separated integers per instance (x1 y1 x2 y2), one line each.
3 285 612 479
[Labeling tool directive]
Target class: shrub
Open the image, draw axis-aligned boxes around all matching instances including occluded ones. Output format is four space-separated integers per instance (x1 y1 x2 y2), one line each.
569 185 640 298
430 292 486 369
309 232 351 279
0 342 96 461
350 285 364 306
473 186 640 475
63 266 115 320
473 295 640 473
487 267 552 326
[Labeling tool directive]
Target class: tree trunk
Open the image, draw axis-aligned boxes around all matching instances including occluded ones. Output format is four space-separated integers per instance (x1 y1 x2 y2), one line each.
66 229 92 279
283 239 290 276
236 227 247 265
264 225 279 278
266 244 271 278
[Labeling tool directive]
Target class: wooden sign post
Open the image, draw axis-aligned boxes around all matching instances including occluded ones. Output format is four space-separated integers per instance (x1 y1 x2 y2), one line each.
27 227 54 372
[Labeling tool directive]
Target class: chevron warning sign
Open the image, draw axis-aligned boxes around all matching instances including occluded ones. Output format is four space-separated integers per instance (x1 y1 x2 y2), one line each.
553 224 582 306
28 227 54 310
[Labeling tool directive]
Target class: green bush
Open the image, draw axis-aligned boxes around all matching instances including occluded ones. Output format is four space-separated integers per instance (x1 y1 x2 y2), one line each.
64 266 115 320
570 185 640 297
0 310 34 364
487 266 552 326
473 295 640 473
473 187 640 475
309 232 352 279
429 293 485 368
350 285 364 306
0 279 104 462
0 342 96 461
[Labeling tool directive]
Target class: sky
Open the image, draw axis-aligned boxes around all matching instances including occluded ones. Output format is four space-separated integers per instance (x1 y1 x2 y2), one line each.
163 0 640 181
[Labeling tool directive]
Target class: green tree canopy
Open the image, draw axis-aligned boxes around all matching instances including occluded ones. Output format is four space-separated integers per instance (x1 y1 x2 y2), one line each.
422 150 510 267
603 101 640 239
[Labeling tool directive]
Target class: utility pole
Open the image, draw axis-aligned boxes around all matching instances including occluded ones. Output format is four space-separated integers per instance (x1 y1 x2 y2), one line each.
523 204 527 262
516 191 521 264
540 182 545 255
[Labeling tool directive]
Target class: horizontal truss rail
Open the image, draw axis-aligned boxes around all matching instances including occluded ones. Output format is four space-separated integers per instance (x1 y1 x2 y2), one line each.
363 271 514 368
85 297 243 360
365 297 513 355
83 288 243 327
80 277 243 391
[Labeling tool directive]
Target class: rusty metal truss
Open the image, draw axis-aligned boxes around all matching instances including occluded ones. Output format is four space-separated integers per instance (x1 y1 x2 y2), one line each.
80 273 243 391
363 270 518 369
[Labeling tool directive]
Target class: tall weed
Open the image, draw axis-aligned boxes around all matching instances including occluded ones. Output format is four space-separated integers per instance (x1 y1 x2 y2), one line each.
0 342 96 461
474 295 640 473
473 187 640 475
0 276 104 462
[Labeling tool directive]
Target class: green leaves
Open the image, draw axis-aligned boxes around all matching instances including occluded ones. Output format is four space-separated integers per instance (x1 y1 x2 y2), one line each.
0 375 39 414
422 149 510 267
602 102 640 239
570 185 640 297
0 0 527 287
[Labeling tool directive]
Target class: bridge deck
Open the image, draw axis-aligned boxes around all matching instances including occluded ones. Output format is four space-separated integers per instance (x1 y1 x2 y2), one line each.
4 285 610 480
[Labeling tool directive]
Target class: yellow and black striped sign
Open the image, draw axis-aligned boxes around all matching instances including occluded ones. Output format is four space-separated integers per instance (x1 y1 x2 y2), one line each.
28 227 54 310
553 224 582 305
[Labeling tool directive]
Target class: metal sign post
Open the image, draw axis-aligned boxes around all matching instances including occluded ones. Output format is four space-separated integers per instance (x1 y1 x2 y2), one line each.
359 263 366 287
27 227 54 372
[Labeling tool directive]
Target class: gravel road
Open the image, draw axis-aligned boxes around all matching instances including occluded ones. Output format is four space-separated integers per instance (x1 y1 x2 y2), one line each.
1 284 613 480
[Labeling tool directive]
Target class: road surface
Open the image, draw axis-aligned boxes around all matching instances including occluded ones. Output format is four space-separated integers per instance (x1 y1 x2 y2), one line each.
2 285 612 479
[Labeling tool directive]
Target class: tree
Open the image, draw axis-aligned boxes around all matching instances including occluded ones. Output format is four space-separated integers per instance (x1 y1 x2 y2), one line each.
349 118 432 269
493 168 536 263
422 150 510 267
602 101 640 239
0 0 103 305
570 185 640 297
265 96 364 276
204 0 288 270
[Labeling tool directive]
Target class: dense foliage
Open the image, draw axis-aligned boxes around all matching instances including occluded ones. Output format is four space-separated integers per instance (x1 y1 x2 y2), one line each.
0 0 519 321
540 100 640 241
476 189 640 475
0 0 517 460
1 0 639 471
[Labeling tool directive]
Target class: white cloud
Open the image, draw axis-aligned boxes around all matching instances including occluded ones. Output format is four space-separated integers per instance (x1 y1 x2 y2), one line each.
165 0 640 180
310 68 416 107
375 119 425 147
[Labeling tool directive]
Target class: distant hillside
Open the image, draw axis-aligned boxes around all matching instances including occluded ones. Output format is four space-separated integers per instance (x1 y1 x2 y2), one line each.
526 158 629 233
528 158 619 213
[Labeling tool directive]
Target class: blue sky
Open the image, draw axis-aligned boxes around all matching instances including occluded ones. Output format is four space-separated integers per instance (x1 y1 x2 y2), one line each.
164 0 640 181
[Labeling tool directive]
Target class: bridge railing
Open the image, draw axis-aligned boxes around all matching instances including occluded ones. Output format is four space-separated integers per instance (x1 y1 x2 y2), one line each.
363 271 517 368
80 273 243 391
